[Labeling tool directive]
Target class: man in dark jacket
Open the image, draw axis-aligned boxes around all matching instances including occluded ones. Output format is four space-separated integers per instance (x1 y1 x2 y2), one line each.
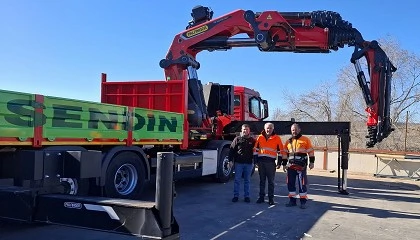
228 124 256 203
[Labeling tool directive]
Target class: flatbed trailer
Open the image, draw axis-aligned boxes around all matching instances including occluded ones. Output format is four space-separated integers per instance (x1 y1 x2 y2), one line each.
0 87 188 197
0 89 182 238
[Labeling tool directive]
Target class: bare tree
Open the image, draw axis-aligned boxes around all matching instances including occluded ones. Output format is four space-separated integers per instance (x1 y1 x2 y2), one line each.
283 80 338 122
272 81 340 147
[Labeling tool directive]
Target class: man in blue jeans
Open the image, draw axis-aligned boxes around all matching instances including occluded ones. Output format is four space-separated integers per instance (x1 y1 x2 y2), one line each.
228 124 256 203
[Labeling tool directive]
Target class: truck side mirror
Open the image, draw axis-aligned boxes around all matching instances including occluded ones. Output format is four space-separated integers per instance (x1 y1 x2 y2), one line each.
262 100 269 120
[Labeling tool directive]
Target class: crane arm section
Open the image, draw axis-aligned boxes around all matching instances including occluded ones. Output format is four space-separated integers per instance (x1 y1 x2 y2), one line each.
159 6 396 148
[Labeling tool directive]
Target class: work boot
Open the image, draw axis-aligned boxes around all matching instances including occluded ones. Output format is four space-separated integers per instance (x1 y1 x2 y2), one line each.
285 198 297 207
256 197 264 203
300 198 307 209
268 197 275 205
244 197 250 203
232 197 238 202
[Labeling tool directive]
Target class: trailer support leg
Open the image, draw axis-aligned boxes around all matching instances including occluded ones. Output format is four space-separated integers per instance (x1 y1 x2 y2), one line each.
156 152 175 237
339 134 350 195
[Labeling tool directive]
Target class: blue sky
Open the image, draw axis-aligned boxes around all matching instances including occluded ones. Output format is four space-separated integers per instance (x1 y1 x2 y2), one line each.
1 0 419 114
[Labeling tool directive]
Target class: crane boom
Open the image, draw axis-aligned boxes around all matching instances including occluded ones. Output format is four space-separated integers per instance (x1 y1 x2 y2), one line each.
160 6 396 148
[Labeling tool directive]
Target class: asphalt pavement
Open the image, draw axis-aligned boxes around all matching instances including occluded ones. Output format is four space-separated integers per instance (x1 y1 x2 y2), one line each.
1 169 419 240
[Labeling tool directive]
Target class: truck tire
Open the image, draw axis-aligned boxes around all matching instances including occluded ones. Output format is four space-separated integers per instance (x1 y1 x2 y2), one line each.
104 151 146 199
215 148 233 183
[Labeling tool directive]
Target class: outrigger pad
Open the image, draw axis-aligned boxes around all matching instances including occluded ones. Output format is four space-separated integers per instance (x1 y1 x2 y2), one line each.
34 194 180 239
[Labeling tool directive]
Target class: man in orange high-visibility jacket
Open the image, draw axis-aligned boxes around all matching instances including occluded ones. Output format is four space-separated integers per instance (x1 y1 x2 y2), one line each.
284 123 315 209
254 122 287 205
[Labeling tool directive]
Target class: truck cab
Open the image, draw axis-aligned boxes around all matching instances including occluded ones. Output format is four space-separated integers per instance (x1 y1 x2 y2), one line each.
233 86 269 121
202 83 269 122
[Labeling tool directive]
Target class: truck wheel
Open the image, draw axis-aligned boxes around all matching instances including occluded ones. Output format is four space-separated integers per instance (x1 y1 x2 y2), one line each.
104 151 146 199
215 148 233 183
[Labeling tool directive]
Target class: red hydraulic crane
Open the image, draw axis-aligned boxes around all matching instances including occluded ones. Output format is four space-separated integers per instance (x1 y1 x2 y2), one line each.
159 5 396 148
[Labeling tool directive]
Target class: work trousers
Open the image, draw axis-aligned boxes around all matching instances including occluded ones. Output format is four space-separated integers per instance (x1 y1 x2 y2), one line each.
287 168 308 204
233 163 254 198
258 160 276 198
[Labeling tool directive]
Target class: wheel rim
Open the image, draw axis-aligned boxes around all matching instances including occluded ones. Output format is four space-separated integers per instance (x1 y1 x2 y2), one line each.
114 163 138 195
222 155 231 176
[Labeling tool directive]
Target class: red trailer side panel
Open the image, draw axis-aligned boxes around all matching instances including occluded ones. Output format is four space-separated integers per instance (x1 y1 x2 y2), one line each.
101 74 189 149
101 77 185 114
